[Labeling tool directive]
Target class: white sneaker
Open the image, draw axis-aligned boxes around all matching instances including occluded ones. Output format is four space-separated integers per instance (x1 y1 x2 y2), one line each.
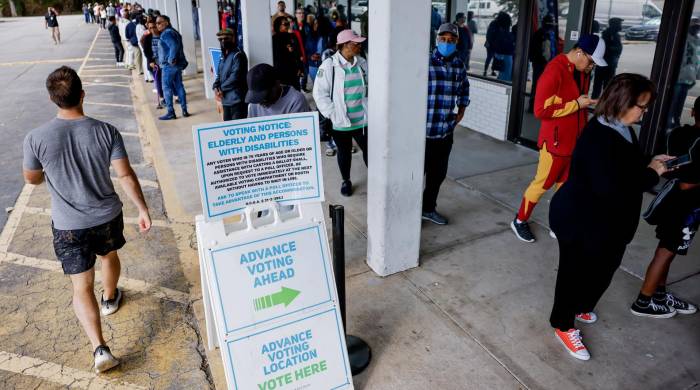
101 288 122 316
575 312 597 324
94 345 120 373
554 328 590 361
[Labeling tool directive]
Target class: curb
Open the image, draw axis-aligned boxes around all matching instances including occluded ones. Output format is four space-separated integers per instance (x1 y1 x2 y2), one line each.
130 74 193 224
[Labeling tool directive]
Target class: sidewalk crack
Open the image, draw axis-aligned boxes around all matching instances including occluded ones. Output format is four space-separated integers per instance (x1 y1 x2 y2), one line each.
184 303 215 389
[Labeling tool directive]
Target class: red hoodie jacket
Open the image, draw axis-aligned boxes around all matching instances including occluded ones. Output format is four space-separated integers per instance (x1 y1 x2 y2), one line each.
534 54 590 157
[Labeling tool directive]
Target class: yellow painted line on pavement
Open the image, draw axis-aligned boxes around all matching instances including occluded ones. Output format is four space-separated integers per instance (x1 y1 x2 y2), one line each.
0 252 189 305
22 206 167 226
84 101 133 108
0 350 147 390
78 29 101 75
0 185 34 253
0 58 84 67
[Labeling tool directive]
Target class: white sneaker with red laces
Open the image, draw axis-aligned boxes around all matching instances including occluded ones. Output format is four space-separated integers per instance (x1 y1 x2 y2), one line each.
554 328 590 361
575 312 597 324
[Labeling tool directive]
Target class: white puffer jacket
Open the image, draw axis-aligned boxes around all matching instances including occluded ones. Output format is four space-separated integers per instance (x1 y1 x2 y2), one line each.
312 52 368 129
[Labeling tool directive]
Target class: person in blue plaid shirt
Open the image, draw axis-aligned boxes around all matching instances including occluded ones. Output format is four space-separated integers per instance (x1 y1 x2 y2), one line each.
422 23 470 226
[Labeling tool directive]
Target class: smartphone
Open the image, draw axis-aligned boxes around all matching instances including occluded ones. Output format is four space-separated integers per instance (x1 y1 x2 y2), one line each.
665 154 692 169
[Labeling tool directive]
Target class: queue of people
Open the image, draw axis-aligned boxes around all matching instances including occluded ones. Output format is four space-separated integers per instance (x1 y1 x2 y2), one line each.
203 5 699 365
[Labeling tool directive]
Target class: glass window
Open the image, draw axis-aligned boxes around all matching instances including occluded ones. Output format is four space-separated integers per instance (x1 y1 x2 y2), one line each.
466 1 518 83
432 0 448 23
517 1 568 143
350 0 368 36
666 3 700 131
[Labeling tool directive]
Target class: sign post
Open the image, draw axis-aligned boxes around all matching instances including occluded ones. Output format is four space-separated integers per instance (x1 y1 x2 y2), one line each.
193 113 354 389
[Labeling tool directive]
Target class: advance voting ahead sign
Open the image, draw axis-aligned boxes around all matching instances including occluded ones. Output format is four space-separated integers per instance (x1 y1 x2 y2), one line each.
193 112 324 220
205 221 353 390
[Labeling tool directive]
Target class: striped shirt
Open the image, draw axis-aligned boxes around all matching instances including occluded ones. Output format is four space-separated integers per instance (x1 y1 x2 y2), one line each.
334 56 366 131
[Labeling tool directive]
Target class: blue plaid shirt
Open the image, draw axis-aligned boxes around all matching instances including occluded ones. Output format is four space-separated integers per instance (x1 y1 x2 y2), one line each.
426 50 470 139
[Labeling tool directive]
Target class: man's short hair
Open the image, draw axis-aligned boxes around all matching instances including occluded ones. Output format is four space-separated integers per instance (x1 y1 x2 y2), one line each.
158 14 170 23
46 66 82 109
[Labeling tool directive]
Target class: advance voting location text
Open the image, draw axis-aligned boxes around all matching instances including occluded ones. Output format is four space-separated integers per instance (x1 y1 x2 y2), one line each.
193 112 324 220
226 309 351 390
209 224 334 334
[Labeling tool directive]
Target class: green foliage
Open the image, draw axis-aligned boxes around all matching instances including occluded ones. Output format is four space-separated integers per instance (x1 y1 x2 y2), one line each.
9 0 82 16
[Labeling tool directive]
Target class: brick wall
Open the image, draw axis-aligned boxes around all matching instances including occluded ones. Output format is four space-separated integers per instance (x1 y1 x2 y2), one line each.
459 77 512 141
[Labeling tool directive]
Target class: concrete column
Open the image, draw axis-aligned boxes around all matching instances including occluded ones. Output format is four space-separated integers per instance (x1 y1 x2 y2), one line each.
164 0 179 30
366 0 431 276
241 0 274 66
176 0 197 76
199 0 218 99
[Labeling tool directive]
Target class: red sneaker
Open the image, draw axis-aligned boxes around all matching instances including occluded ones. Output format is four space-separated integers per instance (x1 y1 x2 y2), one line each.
575 312 597 324
554 328 590 361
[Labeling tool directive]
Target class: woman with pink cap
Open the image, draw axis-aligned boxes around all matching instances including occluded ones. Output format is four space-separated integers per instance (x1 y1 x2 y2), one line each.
312 29 368 197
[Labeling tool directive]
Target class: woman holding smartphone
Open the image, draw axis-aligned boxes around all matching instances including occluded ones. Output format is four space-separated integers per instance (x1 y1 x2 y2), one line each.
548 73 672 361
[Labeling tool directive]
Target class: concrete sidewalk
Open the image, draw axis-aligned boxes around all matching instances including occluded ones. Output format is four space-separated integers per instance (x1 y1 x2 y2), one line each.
134 71 700 389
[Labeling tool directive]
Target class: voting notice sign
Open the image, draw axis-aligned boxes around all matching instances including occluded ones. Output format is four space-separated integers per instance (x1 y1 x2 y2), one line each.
193 112 324 220
208 224 334 334
224 308 352 390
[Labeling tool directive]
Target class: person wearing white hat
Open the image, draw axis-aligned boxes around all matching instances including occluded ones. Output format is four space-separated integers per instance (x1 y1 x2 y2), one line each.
511 34 606 243
312 29 368 197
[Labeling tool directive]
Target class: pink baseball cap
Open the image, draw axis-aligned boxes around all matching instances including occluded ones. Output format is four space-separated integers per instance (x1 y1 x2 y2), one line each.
336 29 366 45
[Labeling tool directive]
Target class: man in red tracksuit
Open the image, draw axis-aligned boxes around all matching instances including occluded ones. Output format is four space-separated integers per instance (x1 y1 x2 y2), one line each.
511 34 607 242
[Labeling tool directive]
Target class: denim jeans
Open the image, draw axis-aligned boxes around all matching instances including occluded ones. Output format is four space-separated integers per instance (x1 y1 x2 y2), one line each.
496 54 513 82
162 66 187 114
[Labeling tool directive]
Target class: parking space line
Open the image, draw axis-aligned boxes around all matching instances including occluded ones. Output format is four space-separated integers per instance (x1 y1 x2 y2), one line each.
84 101 133 108
0 185 34 253
120 132 140 137
22 206 168 226
83 82 130 88
0 252 189 305
0 350 148 390
0 58 84 67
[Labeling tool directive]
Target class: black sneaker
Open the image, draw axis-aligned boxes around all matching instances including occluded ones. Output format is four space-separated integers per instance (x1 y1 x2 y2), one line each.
422 210 448 225
93 345 120 373
653 291 697 315
511 217 536 243
340 180 353 197
630 299 676 318
101 288 122 316
182 110 191 118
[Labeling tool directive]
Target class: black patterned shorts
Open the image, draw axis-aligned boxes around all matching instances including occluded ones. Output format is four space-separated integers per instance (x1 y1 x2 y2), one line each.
52 213 126 275
657 207 700 256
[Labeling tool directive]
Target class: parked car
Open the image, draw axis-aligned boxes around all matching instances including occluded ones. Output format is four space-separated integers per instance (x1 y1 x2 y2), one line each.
625 17 660 41
561 0 662 31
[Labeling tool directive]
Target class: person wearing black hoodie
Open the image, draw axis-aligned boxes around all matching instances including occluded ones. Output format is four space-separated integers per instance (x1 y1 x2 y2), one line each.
548 73 672 361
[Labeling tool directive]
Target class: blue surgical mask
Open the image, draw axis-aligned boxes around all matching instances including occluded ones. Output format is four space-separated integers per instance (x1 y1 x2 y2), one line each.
437 42 456 57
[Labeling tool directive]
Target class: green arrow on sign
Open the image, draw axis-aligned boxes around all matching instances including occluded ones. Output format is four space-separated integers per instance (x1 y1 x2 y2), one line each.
253 287 301 311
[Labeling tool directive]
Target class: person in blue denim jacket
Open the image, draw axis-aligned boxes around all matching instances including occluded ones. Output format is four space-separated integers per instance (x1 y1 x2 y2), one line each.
156 15 190 120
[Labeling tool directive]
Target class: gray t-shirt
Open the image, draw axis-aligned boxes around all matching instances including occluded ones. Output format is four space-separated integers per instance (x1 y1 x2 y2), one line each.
23 116 127 230
248 86 311 117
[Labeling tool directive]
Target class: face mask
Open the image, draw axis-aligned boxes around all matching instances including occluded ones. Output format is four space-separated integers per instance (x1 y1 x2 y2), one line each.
437 42 456 57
